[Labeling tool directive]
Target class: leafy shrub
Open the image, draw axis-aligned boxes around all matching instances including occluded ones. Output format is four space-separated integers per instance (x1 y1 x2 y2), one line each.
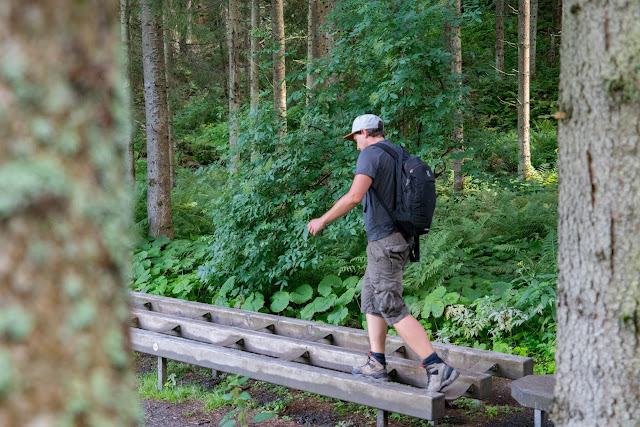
131 237 212 301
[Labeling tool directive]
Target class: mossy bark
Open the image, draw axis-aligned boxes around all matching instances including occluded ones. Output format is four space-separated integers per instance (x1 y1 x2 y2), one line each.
555 0 640 424
0 1 139 425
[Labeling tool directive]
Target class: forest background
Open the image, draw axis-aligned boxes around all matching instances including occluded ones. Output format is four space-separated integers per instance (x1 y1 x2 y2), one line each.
129 0 560 375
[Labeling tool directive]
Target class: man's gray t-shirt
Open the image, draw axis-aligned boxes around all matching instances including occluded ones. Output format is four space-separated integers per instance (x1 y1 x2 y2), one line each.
355 140 408 241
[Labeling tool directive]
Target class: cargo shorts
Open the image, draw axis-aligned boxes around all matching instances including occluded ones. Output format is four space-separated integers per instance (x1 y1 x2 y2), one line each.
361 232 413 326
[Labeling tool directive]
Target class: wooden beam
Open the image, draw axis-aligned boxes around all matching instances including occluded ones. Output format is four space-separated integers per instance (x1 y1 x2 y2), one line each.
131 328 446 421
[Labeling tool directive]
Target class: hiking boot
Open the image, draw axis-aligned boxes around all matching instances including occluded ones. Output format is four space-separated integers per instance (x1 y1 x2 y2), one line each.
351 352 389 382
423 361 460 392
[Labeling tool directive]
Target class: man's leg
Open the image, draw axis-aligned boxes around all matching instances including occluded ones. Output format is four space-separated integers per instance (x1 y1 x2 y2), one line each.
366 313 388 353
352 313 390 381
393 314 435 359
394 314 459 392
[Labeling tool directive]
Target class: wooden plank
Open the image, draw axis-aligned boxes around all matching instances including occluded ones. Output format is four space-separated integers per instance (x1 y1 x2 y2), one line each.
132 309 491 398
130 292 533 379
131 328 445 421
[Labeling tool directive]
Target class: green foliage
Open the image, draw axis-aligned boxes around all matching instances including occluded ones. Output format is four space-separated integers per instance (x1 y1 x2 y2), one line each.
133 163 222 240
218 375 275 427
129 0 564 374
131 237 211 301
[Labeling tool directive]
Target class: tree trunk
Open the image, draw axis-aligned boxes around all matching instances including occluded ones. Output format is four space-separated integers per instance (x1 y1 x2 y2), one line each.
0 2 139 426
271 0 287 135
250 0 260 113
306 0 319 91
550 0 562 65
163 0 176 187
517 0 532 180
555 1 640 424
142 0 174 239
529 0 538 78
307 0 331 93
250 0 260 161
495 0 505 78
446 0 465 192
228 0 241 171
121 0 136 184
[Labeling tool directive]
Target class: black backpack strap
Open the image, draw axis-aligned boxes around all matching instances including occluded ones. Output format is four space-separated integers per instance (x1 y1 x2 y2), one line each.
410 238 419 262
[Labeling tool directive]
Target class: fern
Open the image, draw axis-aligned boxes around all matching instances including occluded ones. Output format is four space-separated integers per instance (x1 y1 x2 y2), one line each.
404 231 465 295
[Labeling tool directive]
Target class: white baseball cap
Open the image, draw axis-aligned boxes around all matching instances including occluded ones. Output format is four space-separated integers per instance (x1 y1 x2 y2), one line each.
342 114 384 141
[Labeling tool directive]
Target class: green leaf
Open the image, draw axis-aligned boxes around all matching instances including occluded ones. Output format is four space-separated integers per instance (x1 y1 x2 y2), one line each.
318 274 341 289
252 412 276 423
300 295 337 320
429 286 447 300
327 305 349 325
442 292 460 305
270 291 290 313
335 288 356 306
219 276 236 298
431 300 445 318
342 276 359 289
318 280 332 297
238 391 252 401
242 292 264 312
290 284 313 304
230 376 250 386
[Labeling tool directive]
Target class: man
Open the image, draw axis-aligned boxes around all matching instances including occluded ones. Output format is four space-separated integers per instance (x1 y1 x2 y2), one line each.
307 114 459 392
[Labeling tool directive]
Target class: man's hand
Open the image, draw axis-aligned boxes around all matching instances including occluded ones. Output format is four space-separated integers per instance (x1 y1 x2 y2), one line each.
307 218 327 236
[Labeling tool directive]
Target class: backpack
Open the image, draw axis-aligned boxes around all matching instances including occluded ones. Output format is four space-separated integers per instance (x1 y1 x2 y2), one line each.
371 143 436 262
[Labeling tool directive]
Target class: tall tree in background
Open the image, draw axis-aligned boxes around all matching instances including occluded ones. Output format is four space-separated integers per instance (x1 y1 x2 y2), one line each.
142 0 175 239
495 0 505 78
163 0 176 186
250 0 261 161
446 0 465 191
517 0 532 180
555 1 640 424
307 0 330 92
550 0 562 65
272 0 287 134
228 0 241 171
0 1 138 425
121 0 136 183
250 0 260 113
529 0 538 78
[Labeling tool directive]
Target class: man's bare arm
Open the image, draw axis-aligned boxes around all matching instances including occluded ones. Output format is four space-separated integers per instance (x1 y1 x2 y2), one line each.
307 174 373 236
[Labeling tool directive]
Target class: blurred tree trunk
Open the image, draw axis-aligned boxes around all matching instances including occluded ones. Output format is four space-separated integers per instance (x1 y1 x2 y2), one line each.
228 0 241 172
163 0 176 187
495 0 505 78
529 0 538 78
517 0 532 180
142 0 174 239
272 0 287 135
0 1 139 426
446 0 465 191
121 0 136 184
555 1 640 424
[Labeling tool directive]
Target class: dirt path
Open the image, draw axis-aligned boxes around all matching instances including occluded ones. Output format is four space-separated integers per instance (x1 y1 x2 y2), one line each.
136 353 553 427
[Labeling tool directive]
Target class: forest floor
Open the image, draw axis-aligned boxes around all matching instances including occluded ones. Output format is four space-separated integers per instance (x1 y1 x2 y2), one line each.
136 353 554 427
